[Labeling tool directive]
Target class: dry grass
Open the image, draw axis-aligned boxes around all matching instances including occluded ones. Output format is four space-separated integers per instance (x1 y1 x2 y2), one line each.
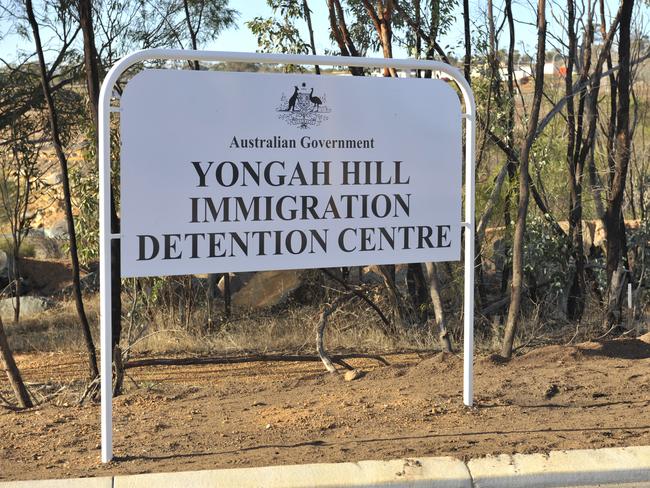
5 290 437 358
5 296 99 353
5 282 647 361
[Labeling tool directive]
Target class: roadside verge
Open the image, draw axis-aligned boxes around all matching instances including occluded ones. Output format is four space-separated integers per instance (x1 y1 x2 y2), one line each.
1 445 648 487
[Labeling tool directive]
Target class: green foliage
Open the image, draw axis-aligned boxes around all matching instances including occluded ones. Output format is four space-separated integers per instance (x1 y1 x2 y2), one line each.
399 0 458 59
0 111 44 262
70 156 99 266
247 0 310 71
70 123 120 267
522 216 571 296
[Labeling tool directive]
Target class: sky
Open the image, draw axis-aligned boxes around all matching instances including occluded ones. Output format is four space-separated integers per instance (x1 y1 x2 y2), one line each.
203 1 543 60
0 0 639 64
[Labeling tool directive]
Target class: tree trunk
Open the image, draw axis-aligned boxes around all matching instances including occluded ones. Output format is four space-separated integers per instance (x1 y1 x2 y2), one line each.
223 273 231 318
79 0 123 352
0 315 32 408
376 264 413 329
326 0 364 76
182 0 200 70
462 0 471 82
501 0 546 359
564 0 586 321
12 248 20 324
500 0 517 309
423 263 452 352
604 0 634 327
302 0 320 74
26 0 99 379
361 0 397 77
316 294 353 373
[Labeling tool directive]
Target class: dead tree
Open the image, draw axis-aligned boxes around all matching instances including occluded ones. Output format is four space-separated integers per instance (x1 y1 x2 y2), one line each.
501 0 547 359
316 293 355 373
604 0 635 327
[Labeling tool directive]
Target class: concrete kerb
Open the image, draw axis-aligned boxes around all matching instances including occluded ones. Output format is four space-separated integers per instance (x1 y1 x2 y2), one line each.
113 457 472 488
468 445 650 488
1 446 649 488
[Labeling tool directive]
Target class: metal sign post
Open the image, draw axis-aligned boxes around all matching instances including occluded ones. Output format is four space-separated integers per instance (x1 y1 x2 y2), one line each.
99 49 475 463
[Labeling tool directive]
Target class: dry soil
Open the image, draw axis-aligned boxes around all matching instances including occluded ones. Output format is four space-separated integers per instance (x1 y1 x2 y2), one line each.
1 336 650 481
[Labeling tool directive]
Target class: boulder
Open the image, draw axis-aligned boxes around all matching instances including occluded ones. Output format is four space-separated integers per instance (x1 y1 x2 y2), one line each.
0 296 52 322
360 266 383 285
44 219 68 239
31 236 64 259
344 369 364 381
217 272 256 296
228 270 306 309
43 172 63 186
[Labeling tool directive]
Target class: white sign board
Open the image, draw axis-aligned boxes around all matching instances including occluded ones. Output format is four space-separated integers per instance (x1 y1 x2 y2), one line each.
120 70 461 277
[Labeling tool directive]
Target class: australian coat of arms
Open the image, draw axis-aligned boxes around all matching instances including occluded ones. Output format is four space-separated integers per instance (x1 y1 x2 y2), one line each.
276 82 331 129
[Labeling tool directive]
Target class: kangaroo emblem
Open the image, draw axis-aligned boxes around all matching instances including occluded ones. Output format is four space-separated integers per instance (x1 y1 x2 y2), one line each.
285 86 299 112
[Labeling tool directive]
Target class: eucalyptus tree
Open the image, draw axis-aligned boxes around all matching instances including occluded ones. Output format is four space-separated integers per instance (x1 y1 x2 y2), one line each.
247 0 314 74
22 0 99 378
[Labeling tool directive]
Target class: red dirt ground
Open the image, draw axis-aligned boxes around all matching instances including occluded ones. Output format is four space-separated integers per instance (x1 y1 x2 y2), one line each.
1 336 650 481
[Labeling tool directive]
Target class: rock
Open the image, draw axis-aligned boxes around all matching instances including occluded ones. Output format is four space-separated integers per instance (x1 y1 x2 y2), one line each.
218 271 256 296
344 369 364 382
44 172 63 186
0 296 52 321
44 219 68 239
60 272 98 296
360 266 383 285
230 270 306 309
80 272 99 293
26 233 64 260
544 383 560 399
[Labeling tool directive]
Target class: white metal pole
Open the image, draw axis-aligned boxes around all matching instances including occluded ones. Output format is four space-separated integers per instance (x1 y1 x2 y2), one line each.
99 79 114 464
97 48 476 461
463 110 476 407
627 282 632 309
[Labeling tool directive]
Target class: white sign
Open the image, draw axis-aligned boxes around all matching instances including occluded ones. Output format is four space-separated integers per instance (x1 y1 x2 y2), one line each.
120 70 461 277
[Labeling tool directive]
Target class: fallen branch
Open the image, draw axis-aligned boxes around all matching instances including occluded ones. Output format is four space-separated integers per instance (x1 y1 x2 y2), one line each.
320 268 394 335
0 390 19 411
125 352 389 370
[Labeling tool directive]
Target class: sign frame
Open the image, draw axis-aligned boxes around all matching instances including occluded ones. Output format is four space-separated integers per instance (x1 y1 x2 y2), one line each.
98 49 476 463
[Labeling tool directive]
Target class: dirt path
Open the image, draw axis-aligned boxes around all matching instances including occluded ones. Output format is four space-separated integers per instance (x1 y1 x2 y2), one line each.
1 338 650 481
